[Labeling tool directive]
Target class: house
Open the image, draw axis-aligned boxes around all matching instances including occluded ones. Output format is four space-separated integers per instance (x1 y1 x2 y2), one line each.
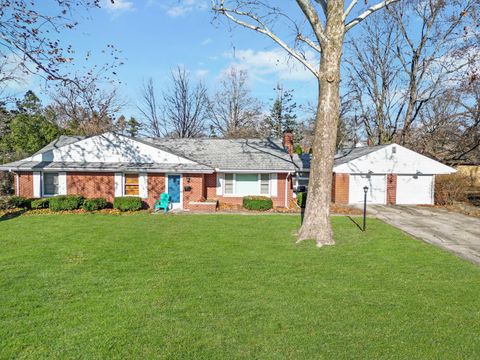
0 132 456 210
296 144 456 205
0 132 296 210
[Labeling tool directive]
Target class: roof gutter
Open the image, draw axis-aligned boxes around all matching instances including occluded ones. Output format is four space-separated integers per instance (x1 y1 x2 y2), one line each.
0 166 214 174
215 168 296 173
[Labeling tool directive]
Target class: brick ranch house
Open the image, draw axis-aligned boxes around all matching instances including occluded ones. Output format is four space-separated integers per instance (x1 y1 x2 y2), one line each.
0 132 455 210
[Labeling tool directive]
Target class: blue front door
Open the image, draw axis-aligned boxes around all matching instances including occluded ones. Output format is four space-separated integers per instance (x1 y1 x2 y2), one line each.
167 175 181 204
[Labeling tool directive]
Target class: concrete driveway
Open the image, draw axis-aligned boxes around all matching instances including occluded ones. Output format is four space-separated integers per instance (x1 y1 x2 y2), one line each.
367 205 480 265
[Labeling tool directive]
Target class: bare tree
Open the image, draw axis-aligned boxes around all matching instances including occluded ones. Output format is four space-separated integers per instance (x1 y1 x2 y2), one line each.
162 67 209 138
410 79 480 165
209 67 262 138
51 79 125 136
345 13 403 144
345 0 479 149
388 0 478 143
0 1 121 90
213 1 399 246
138 78 164 137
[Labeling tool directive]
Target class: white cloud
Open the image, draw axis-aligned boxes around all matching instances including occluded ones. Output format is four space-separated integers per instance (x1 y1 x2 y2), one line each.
195 69 209 78
201 38 212 46
102 0 135 14
224 48 318 82
166 0 207 18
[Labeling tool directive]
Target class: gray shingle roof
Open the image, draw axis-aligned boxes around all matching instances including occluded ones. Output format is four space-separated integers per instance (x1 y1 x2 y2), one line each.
293 145 389 171
141 137 297 171
334 145 388 166
0 134 298 172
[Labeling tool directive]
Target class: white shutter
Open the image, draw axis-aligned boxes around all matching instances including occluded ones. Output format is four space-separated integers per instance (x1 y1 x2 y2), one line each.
33 172 41 198
58 172 67 195
114 173 124 197
216 173 224 195
270 173 277 196
139 173 148 198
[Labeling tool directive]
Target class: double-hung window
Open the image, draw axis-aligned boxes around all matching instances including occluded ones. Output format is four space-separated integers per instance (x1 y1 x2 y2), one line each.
43 172 59 196
223 173 271 196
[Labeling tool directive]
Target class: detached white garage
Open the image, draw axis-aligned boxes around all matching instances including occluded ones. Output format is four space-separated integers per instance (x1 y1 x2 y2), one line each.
330 144 456 205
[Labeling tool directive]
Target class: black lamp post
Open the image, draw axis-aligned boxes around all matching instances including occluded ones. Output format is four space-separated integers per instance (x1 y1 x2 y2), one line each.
363 186 368 231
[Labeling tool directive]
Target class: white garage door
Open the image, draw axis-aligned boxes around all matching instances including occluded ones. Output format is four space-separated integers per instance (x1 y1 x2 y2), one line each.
349 174 387 204
396 175 433 205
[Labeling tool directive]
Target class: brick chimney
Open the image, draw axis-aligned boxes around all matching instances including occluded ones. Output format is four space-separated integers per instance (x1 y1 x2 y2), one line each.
282 129 294 155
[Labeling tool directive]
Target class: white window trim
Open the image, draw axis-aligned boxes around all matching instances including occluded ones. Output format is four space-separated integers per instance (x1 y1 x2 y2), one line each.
122 173 142 197
42 171 60 197
223 173 271 197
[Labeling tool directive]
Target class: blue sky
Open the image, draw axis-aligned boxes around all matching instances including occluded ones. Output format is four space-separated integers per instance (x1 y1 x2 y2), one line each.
16 0 319 121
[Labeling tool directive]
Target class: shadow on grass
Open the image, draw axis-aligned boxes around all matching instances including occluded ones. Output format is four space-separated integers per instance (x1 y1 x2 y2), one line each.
347 216 364 231
0 209 26 222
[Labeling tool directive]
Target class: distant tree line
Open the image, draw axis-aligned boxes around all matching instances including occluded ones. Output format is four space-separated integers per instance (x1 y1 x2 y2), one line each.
138 66 302 142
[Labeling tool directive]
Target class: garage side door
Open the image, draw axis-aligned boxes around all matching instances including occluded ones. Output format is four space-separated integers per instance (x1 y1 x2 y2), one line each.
349 174 387 204
396 175 433 205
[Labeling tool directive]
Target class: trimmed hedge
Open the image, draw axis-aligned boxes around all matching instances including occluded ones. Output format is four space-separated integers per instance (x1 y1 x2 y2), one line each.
297 192 307 208
0 196 31 210
83 198 108 211
113 196 142 211
242 196 273 211
49 195 84 212
31 198 50 209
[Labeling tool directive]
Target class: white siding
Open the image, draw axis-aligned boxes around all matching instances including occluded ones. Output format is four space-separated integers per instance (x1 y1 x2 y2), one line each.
139 173 148 198
334 144 456 175
114 173 123 197
33 172 41 198
58 172 67 195
216 173 224 195
30 132 196 164
270 173 278 196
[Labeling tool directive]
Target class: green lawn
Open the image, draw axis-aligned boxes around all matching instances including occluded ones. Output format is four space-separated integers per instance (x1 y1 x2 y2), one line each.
1 213 479 359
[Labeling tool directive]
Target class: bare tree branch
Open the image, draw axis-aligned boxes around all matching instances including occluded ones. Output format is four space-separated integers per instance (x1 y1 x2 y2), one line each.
345 0 399 31
212 1 320 78
344 0 358 21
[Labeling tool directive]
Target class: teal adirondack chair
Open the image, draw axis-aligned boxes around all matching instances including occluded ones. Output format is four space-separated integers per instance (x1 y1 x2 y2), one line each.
154 193 171 213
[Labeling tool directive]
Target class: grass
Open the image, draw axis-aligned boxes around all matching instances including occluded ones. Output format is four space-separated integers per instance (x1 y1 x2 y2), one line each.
0 213 479 359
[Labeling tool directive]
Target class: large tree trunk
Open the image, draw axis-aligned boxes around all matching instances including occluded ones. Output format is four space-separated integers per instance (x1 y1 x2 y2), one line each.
297 3 344 246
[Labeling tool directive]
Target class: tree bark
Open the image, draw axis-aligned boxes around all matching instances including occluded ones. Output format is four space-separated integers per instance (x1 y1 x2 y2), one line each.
297 3 345 246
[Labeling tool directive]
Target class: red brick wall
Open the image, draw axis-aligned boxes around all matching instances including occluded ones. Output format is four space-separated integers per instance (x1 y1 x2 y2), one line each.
146 173 165 208
205 173 217 199
203 172 294 208
183 173 205 209
16 171 34 198
67 172 115 202
332 173 349 204
387 174 397 205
